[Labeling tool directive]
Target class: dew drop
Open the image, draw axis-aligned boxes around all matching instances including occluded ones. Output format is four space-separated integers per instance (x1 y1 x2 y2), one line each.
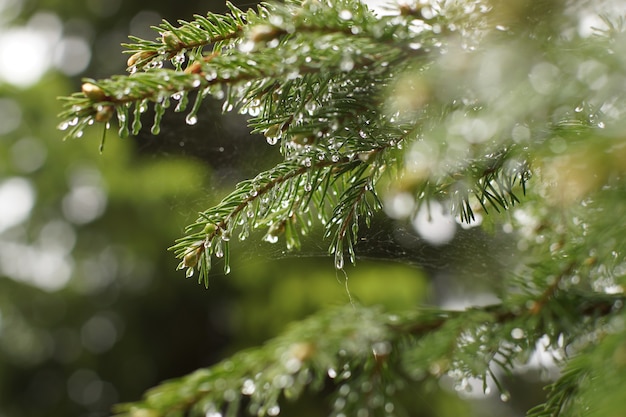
215 241 224 258
335 253 344 269
205 70 218 81
339 10 353 20
186 114 198 125
328 368 337 379
500 392 510 402
266 136 279 145
58 121 69 131
267 405 280 416
241 379 256 395
186 267 194 278
175 91 189 112
264 234 279 244
340 56 354 72
511 328 525 339
239 40 255 53
305 100 317 113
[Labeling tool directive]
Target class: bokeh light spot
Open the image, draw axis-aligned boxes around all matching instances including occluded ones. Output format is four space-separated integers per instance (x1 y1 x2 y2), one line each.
0 177 35 233
412 200 457 246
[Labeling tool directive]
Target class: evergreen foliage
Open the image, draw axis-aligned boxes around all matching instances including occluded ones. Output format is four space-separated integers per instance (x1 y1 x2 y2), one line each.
59 0 626 416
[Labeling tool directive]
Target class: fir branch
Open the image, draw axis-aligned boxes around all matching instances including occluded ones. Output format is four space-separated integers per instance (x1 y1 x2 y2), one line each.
112 291 624 417
171 151 385 285
123 2 253 71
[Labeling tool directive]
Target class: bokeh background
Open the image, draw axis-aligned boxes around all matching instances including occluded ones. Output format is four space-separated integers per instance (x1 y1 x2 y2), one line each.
0 0 550 416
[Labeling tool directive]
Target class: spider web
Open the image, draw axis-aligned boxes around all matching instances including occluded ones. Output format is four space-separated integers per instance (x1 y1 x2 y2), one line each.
132 96 517 304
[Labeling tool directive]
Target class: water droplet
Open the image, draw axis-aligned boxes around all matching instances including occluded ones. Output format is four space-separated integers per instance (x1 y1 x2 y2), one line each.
248 106 261 117
239 40 255 53
175 91 189 112
285 357 302 373
205 70 218 81
241 379 256 395
335 253 344 269
328 368 337 378
305 101 317 114
266 136 279 145
215 241 224 258
172 51 186 65
575 104 584 112
186 114 198 125
267 405 280 416
500 392 510 402
372 341 392 356
339 10 352 20
264 234 279 244
186 267 194 278
340 56 354 72
58 121 69 131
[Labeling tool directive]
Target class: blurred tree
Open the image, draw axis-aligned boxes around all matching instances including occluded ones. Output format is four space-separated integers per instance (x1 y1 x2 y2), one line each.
54 0 626 416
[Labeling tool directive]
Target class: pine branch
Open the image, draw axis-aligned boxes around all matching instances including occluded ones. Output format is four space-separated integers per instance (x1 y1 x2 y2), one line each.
58 0 540 285
55 1 626 416
112 290 624 417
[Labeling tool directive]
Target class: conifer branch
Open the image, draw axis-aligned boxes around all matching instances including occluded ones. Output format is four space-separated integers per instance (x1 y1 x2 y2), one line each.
112 292 624 417
58 3 626 415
